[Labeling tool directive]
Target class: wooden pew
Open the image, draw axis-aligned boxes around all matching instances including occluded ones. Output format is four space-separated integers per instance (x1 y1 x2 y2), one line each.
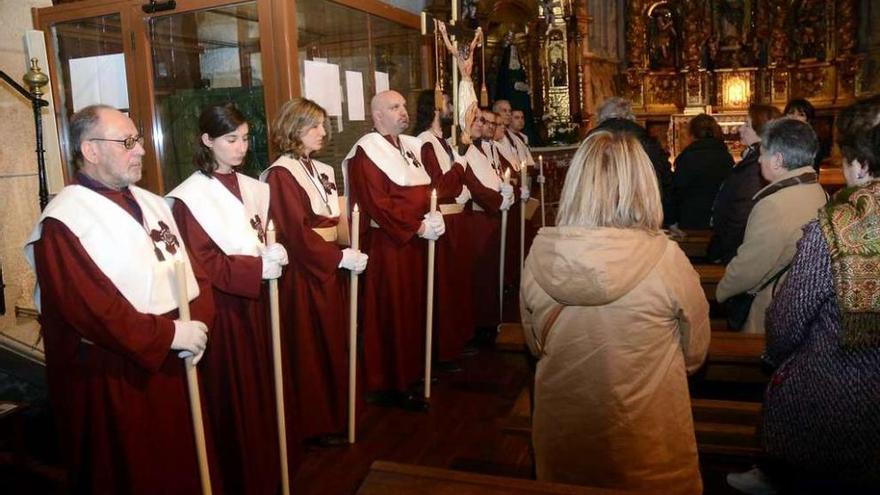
670 229 713 260
694 264 724 302
819 164 845 194
357 460 640 494
693 398 763 457
499 389 764 459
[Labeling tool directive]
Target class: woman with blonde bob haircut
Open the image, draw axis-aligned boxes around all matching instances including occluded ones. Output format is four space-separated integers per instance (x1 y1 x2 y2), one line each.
261 97 368 454
521 130 710 494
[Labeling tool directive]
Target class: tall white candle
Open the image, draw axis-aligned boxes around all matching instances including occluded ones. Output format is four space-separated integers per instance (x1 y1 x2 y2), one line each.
351 204 360 252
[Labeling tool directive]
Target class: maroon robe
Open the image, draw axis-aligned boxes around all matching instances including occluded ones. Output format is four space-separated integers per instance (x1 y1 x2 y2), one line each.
264 163 349 441
33 177 220 495
421 139 475 361
171 171 280 495
348 136 431 392
463 141 504 329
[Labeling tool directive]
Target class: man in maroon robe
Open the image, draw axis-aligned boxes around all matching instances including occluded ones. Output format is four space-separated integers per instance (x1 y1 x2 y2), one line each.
25 106 219 494
414 90 474 371
345 90 446 410
466 109 515 333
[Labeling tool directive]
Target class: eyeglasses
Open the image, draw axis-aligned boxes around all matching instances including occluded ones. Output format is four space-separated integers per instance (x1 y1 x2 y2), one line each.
89 135 144 150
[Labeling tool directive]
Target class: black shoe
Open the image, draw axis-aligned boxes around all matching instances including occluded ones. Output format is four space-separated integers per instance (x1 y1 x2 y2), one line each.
307 434 348 448
435 360 462 373
365 390 399 407
459 344 479 357
397 393 429 412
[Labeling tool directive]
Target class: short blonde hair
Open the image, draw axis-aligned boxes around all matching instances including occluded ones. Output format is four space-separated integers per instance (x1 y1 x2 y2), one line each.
556 130 662 231
271 97 328 157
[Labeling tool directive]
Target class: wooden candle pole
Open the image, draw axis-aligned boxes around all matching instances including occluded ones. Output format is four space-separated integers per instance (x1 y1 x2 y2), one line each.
424 190 438 399
451 37 459 148
348 204 360 443
499 169 510 320
520 161 527 275
539 155 546 228
266 222 290 495
174 261 213 495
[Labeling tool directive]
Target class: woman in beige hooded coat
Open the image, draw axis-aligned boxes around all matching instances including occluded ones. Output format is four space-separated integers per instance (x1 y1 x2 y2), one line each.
521 130 710 494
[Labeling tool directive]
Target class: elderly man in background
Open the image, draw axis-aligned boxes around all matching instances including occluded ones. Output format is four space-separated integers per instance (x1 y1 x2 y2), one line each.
24 104 216 494
716 118 827 333
590 97 673 223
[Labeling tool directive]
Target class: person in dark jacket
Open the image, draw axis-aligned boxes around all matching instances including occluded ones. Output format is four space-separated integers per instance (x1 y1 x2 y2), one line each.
590 97 673 223
784 98 827 170
707 104 781 263
669 114 734 229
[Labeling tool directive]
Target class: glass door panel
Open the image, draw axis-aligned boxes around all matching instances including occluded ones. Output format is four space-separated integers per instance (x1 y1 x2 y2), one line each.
370 15 424 113
50 13 126 181
149 1 266 191
296 0 370 189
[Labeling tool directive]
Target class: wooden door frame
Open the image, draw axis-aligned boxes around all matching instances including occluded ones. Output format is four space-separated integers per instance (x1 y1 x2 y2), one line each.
32 0 420 194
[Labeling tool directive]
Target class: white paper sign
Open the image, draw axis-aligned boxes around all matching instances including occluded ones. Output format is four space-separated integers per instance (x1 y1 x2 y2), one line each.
69 53 129 112
303 60 342 117
345 71 365 121
374 71 389 94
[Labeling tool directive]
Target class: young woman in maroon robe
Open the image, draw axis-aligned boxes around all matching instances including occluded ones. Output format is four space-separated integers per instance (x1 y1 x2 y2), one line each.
262 98 368 446
168 103 286 495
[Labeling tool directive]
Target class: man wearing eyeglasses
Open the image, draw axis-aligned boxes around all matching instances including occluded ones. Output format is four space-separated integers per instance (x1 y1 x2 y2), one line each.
24 104 217 494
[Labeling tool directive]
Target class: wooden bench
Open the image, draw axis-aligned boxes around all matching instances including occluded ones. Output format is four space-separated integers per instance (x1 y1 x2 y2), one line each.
670 229 713 260
695 264 725 303
357 461 640 494
496 320 756 354
499 387 763 459
692 398 763 457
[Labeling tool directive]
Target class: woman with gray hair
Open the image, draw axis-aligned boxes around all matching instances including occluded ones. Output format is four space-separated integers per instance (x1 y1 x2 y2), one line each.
716 118 827 333
727 100 880 495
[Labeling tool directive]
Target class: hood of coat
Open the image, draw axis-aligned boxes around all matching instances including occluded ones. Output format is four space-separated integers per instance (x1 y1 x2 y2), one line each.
528 226 669 306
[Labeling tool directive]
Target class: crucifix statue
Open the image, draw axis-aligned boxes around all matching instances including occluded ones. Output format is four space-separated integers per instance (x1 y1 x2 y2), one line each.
433 15 484 145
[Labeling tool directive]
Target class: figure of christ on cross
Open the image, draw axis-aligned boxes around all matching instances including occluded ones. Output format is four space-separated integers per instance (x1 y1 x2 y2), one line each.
437 20 483 144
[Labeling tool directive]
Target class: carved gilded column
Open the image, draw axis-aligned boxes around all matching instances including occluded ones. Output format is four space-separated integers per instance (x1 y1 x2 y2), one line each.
767 0 790 104
572 0 589 134
680 0 709 109
624 0 647 109
835 0 861 101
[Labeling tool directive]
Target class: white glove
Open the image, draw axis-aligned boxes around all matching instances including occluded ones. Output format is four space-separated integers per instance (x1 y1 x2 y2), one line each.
260 243 287 280
520 186 530 201
172 320 208 365
261 259 282 279
339 248 369 273
419 219 440 240
263 243 289 265
419 211 446 240
499 183 515 211
500 193 514 211
427 211 446 237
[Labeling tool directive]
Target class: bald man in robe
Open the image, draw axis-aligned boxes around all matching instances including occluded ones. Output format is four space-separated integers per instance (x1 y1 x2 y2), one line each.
343 90 446 410
24 105 218 494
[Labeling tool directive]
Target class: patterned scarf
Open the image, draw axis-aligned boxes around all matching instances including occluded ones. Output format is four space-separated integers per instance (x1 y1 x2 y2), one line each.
819 181 880 348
